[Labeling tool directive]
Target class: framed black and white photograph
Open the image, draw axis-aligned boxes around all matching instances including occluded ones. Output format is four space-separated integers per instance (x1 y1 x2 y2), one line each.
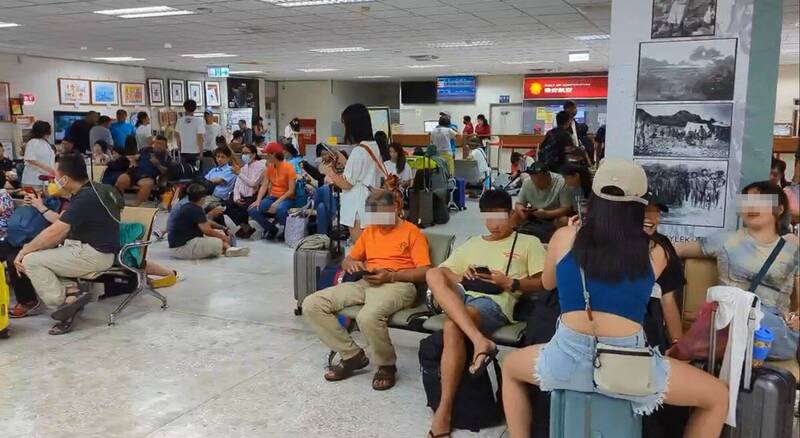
147 78 165 106
651 0 717 39
637 38 736 102
169 79 185 107
635 158 728 228
187 80 203 107
634 103 732 158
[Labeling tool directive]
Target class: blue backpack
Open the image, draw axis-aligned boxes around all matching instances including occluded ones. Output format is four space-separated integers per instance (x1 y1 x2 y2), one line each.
6 198 61 247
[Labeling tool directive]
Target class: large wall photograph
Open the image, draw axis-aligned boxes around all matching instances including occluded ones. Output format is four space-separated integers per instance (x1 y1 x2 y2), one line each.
634 103 732 158
636 158 728 228
637 38 736 101
651 0 717 39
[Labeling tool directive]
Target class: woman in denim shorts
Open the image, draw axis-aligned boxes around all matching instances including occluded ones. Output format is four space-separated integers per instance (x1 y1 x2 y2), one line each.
500 159 729 438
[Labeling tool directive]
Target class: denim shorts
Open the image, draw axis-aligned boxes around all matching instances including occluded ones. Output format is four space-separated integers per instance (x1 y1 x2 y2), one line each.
536 319 671 416
761 305 799 361
455 284 509 335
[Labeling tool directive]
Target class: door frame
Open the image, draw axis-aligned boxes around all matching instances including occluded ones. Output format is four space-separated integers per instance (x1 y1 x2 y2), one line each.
488 102 523 135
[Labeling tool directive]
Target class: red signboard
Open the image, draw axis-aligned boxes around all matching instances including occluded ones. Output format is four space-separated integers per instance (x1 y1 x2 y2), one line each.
20 93 36 105
298 118 316 156
523 76 608 100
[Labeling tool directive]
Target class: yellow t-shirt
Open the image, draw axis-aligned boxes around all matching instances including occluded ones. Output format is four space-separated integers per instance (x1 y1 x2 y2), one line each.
440 233 546 322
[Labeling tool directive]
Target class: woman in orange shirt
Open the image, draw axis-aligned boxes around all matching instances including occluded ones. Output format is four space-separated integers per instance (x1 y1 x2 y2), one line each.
248 142 297 240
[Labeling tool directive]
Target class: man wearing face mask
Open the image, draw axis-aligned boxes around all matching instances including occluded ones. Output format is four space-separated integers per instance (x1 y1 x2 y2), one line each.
303 190 431 391
285 117 301 150
14 153 121 335
424 190 546 437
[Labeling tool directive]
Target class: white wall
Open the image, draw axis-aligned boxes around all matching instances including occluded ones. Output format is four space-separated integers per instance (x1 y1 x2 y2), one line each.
398 75 524 133
775 64 799 123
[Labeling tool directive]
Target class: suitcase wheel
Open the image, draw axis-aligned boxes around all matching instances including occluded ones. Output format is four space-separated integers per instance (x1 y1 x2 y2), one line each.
294 307 303 316
0 328 9 339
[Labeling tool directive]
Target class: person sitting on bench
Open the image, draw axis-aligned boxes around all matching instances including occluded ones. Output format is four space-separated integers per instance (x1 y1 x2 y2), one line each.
302 190 431 391
15 153 120 335
514 162 572 243
424 189 546 437
248 142 297 240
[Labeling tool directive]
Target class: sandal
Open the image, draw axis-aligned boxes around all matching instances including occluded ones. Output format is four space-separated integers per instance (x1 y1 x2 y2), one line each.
48 309 81 335
50 291 91 322
427 431 452 438
9 301 43 318
324 350 369 382
469 347 499 378
372 365 397 391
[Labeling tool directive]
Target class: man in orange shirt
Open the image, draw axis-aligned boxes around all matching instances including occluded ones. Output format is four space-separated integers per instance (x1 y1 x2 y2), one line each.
303 190 431 391
248 142 296 240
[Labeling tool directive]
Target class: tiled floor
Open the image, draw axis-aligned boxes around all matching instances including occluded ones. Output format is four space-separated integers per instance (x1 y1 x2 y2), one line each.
2 200 503 438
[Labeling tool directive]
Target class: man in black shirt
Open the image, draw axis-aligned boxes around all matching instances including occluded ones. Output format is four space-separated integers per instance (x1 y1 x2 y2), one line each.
14 153 120 335
642 192 685 352
168 183 249 259
66 111 99 154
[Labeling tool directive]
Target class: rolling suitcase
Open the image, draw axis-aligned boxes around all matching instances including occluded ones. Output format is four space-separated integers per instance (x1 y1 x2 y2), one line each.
723 365 796 438
1 262 10 339
408 189 434 228
452 177 466 211
549 390 641 438
293 248 333 316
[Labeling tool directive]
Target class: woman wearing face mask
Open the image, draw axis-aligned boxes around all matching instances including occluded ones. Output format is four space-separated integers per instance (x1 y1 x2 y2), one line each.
135 111 153 150
217 144 266 239
677 181 799 360
22 121 56 189
285 117 301 151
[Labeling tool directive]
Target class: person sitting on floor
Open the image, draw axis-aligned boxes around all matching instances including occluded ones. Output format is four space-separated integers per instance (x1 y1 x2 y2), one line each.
15 153 121 335
249 142 297 240
302 190 431 391
514 162 572 242
168 183 249 260
424 189 546 437
204 147 237 207
217 144 265 239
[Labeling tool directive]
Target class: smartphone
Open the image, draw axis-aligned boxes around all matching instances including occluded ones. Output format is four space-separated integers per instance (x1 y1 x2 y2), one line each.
474 266 492 276
577 197 589 223
349 270 374 281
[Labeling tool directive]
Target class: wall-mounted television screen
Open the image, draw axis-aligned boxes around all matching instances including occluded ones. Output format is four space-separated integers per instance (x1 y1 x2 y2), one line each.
437 76 476 102
401 81 437 104
53 110 88 144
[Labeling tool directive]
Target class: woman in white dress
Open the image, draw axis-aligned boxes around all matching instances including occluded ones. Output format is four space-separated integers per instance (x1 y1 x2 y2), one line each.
22 121 56 188
321 104 383 243
135 111 153 150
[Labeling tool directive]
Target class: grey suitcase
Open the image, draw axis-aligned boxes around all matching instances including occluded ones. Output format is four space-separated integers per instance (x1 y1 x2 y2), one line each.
293 248 332 316
722 365 796 438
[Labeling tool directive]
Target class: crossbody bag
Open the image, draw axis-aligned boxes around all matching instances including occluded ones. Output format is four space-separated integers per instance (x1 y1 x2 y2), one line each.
580 267 656 397
460 232 519 296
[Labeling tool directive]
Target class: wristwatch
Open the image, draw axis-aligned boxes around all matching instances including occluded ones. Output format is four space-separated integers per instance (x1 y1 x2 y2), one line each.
511 279 521 292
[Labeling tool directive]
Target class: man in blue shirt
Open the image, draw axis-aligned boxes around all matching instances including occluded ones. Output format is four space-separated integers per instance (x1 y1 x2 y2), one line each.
204 147 237 204
109 109 136 152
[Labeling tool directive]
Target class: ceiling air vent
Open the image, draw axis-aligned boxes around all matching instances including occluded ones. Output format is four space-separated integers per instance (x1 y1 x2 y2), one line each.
408 55 439 62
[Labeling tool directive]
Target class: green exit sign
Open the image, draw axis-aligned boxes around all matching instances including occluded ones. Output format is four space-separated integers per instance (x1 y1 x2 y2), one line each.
207 66 230 78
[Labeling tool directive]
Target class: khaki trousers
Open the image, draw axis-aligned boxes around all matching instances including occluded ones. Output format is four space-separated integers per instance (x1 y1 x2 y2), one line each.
23 240 115 308
302 280 417 366
170 236 224 260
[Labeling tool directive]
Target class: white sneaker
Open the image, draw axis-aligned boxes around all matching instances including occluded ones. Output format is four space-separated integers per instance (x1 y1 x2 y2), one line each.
173 271 186 282
224 246 250 257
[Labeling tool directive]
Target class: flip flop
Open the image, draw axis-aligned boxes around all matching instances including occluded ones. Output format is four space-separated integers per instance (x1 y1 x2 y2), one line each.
469 347 499 378
50 292 91 322
428 431 452 438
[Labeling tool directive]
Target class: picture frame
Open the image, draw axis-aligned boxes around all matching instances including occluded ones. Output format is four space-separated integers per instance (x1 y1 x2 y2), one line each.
0 82 10 122
9 97 23 116
57 78 91 105
120 82 147 106
148 78 165 106
651 0 717 39
90 80 119 105
205 81 221 107
169 79 185 107
187 80 204 107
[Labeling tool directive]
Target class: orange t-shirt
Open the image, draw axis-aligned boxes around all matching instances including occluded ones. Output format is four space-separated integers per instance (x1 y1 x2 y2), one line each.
266 161 296 197
349 220 431 272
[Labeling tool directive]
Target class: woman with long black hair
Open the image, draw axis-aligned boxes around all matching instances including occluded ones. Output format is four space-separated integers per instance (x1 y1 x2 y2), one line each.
384 142 412 188
134 111 153 150
501 159 728 438
22 121 56 188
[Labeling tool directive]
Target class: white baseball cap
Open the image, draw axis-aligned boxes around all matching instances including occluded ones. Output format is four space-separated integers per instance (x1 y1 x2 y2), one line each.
591 158 648 205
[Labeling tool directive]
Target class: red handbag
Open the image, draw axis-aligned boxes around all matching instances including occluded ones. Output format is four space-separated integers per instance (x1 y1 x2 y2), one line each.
671 302 728 361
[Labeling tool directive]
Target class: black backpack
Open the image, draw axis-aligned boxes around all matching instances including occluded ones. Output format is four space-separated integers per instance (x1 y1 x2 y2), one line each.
537 129 564 170
419 331 503 432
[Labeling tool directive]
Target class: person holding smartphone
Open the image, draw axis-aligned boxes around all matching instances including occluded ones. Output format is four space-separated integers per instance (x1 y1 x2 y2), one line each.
514 162 572 243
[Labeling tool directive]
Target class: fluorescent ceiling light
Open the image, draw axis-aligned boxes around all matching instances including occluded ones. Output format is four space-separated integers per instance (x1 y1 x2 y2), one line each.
356 75 392 79
455 72 488 76
310 47 370 53
574 34 610 41
569 51 590 62
181 53 238 59
298 68 339 72
261 0 373 7
429 41 495 49
0 22 21 29
92 56 146 62
406 64 449 69
230 70 265 74
94 6 194 19
501 60 553 65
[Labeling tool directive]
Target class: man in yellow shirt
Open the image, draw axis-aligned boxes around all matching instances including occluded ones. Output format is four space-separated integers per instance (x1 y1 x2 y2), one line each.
303 190 431 391
425 190 546 437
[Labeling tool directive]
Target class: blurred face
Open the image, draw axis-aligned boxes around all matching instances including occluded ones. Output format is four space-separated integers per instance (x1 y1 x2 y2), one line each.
241 149 254 163
532 173 551 190
643 205 661 236
117 111 127 122
769 167 783 185
87 113 99 124
364 202 399 232
389 147 399 162
205 114 214 124
566 106 577 117
738 188 782 232
239 121 246 129
563 173 580 188
153 139 167 152
215 153 230 166
482 210 514 239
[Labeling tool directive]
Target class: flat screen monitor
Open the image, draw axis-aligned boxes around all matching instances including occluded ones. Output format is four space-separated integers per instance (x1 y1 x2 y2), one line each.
437 76 476 102
401 81 437 104
424 120 438 133
53 110 88 144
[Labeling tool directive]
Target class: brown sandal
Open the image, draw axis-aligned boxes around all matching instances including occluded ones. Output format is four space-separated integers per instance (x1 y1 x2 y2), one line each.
372 365 397 391
324 350 369 382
